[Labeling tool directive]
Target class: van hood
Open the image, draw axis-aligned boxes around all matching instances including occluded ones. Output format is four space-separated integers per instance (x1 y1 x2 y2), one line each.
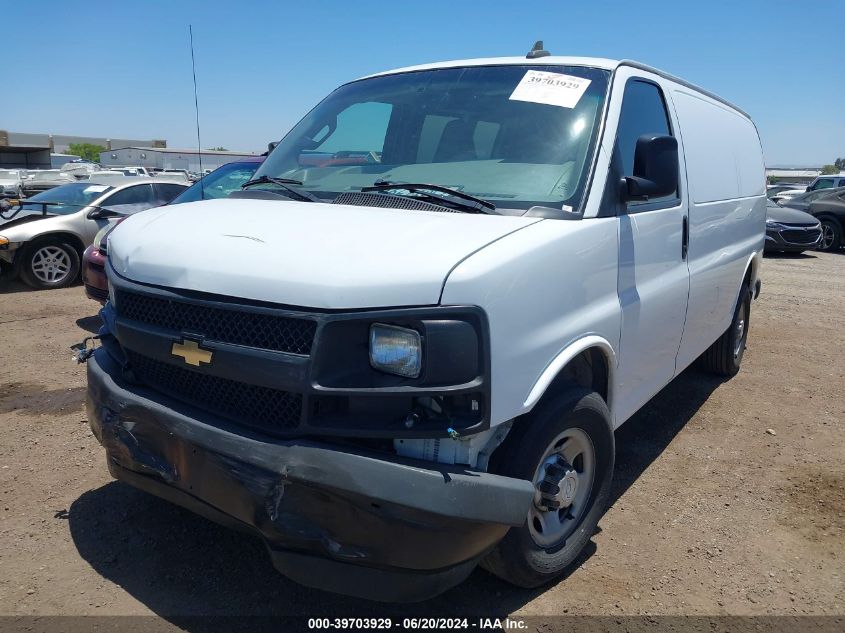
108 198 541 309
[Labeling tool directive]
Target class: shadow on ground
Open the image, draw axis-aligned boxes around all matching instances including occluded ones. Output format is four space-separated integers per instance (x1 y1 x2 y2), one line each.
763 252 818 259
0 276 83 294
0 277 33 294
68 366 722 620
76 315 102 334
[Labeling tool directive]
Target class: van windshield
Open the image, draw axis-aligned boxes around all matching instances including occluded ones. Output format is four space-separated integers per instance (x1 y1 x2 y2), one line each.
256 64 610 212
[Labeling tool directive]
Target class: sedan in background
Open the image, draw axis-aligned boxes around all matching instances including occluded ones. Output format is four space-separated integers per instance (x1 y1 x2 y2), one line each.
778 186 845 213
807 188 845 251
0 178 187 289
82 157 263 302
167 156 263 204
764 201 822 254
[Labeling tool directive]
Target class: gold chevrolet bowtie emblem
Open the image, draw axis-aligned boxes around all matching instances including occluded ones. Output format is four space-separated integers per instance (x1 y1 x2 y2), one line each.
171 339 213 366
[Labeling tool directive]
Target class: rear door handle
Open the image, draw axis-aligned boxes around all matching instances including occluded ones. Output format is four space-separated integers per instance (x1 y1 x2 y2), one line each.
682 215 689 260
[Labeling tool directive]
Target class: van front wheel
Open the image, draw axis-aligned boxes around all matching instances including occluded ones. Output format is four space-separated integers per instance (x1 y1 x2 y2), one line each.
481 388 614 588
700 283 751 377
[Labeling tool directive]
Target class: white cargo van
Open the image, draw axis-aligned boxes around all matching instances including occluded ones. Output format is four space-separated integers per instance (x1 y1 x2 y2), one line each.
85 52 765 602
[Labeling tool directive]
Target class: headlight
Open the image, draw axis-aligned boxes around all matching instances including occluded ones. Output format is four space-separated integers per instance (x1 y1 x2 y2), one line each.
93 225 112 252
369 323 422 378
766 220 785 229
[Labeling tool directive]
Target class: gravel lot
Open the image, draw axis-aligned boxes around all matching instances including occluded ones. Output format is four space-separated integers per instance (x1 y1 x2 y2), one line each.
0 251 842 623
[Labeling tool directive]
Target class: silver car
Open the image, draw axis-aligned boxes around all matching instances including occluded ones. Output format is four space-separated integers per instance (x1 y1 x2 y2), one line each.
0 169 27 200
21 170 77 196
0 177 187 289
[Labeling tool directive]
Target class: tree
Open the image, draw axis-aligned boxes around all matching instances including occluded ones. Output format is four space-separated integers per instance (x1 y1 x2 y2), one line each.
820 164 839 175
207 146 228 151
835 157 845 171
66 143 106 163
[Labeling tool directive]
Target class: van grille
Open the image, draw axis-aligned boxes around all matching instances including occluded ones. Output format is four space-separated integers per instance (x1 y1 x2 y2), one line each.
115 290 317 355
126 350 303 434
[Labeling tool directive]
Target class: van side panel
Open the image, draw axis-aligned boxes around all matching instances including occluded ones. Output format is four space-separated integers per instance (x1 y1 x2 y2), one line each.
670 89 766 371
440 218 621 427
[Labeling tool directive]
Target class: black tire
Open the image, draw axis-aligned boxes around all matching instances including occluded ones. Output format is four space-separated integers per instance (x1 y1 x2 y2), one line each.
699 283 751 377
818 217 842 252
18 239 81 289
481 387 614 588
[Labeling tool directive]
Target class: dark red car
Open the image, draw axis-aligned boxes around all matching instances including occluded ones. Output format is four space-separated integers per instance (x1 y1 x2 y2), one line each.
83 157 264 302
82 221 119 303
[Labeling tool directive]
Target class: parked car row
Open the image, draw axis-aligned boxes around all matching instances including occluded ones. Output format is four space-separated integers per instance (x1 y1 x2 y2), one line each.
0 164 202 204
0 157 264 292
0 169 78 199
0 178 189 289
767 174 845 203
764 184 845 253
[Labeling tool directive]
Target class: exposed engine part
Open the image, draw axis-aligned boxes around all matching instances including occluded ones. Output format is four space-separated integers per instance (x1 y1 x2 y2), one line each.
393 421 513 469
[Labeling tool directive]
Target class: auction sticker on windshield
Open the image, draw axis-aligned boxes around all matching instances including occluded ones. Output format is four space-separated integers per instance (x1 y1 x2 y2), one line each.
509 70 591 109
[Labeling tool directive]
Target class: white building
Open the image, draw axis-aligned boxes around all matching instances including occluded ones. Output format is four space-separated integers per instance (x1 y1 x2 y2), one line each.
100 147 259 173
765 167 822 184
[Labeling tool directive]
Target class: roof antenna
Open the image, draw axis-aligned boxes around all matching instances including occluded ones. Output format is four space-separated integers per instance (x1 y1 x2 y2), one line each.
189 25 205 199
526 40 551 59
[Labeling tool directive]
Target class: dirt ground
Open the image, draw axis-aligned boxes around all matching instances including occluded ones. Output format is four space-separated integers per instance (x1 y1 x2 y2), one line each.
0 251 842 623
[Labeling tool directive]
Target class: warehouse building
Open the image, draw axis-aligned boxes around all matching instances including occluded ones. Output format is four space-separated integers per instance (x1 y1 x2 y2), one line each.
0 130 166 169
765 167 822 184
100 147 259 173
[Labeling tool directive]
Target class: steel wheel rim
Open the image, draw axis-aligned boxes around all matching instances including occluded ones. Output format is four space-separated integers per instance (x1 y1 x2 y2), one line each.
820 224 834 250
734 302 747 358
31 246 71 284
528 427 596 548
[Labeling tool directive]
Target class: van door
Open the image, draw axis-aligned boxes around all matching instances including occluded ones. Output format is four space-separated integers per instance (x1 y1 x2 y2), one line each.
610 73 691 422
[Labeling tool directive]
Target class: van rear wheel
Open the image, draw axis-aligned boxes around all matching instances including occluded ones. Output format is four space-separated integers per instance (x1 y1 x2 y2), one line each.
481 388 614 588
700 283 751 377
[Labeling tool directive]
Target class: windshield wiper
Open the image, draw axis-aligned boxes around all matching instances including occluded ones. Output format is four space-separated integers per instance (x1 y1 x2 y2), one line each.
361 181 497 214
241 175 321 202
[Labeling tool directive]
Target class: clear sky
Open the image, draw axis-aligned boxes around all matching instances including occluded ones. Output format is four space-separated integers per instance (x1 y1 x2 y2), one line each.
4 0 842 166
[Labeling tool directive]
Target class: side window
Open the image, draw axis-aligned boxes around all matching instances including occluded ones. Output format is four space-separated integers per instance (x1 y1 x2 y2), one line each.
154 183 188 204
810 178 834 191
102 184 154 208
615 79 677 205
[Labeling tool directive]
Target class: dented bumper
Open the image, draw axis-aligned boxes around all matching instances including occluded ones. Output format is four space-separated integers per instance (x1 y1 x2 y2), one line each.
86 349 534 602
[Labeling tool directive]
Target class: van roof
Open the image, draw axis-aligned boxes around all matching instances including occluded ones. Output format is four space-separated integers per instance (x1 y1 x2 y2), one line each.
361 56 749 119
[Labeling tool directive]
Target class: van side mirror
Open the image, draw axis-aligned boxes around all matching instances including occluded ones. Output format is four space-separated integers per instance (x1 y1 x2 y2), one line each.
620 134 679 202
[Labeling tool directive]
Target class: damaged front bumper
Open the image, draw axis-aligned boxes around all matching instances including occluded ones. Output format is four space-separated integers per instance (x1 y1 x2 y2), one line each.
86 349 534 602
